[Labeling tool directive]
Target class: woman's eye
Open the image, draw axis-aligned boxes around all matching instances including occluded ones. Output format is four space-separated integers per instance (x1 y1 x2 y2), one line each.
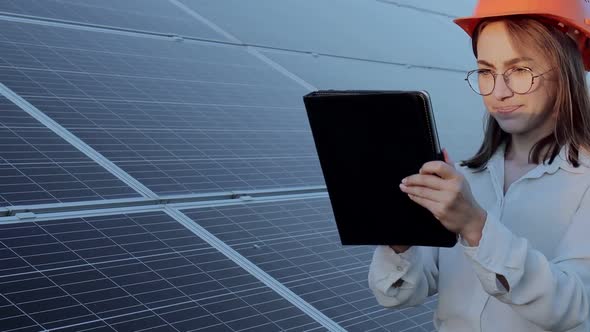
512 67 530 72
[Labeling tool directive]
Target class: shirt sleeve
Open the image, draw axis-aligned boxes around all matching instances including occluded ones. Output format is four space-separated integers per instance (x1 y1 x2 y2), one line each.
368 245 439 308
459 235 508 295
460 185 590 331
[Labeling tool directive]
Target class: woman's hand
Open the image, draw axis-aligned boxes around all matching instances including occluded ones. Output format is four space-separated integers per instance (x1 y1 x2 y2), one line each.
389 245 411 254
399 148 487 246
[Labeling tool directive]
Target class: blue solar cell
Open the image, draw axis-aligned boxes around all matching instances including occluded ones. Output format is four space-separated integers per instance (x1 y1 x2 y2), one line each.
0 19 325 197
183 198 433 331
0 96 140 207
0 211 324 331
0 0 229 41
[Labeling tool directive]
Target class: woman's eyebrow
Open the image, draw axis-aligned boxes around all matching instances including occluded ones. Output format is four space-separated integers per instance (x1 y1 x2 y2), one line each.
477 57 534 68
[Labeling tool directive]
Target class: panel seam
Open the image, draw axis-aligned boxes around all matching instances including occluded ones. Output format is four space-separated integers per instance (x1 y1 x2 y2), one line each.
0 83 158 199
164 206 347 332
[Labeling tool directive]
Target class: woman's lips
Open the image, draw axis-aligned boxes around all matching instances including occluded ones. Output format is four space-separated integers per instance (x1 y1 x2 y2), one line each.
495 105 522 114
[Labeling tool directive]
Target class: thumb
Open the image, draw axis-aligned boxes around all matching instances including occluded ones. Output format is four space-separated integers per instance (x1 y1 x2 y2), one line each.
443 148 455 168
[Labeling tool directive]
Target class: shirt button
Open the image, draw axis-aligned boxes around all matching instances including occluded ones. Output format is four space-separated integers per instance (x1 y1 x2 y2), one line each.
397 266 404 272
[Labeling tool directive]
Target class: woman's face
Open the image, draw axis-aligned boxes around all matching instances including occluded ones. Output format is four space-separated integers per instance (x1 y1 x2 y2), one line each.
476 21 557 140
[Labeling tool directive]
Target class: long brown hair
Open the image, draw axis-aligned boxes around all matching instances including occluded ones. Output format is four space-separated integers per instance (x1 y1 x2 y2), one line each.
460 16 590 172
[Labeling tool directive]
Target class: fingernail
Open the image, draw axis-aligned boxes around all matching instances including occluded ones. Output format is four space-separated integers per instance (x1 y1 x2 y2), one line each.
401 178 407 184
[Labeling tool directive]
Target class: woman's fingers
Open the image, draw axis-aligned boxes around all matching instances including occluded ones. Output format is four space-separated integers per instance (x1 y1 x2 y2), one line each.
400 183 447 203
402 173 447 191
406 193 444 219
420 160 458 180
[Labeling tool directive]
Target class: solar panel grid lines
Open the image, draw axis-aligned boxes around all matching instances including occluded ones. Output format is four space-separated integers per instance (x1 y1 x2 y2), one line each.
0 210 328 331
180 198 429 332
4 43 306 106
0 0 231 42
168 0 317 92
167 0 241 44
0 84 158 200
245 48 316 93
0 17 325 198
4 40 296 94
164 207 346 332
0 30 306 101
0 95 142 207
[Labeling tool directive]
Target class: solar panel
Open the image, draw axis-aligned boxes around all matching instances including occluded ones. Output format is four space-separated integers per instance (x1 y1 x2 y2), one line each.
0 0 229 41
0 19 324 197
0 211 325 331
182 198 436 331
178 0 470 70
0 95 140 207
0 1 448 330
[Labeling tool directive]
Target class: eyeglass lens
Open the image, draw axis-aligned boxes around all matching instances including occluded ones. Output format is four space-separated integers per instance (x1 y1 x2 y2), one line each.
467 68 534 95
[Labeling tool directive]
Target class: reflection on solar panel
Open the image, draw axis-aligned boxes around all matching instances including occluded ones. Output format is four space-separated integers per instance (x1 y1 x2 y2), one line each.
0 0 227 40
0 19 324 197
0 96 140 206
0 211 325 331
182 198 435 331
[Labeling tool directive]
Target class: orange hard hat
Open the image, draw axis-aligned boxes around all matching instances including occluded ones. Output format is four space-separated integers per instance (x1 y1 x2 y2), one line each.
454 0 590 70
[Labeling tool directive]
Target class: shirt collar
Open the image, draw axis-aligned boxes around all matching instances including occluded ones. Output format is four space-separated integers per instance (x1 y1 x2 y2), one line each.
560 145 590 174
486 141 587 177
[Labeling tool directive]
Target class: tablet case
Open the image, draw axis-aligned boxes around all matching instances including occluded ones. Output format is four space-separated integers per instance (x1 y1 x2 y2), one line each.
303 90 457 247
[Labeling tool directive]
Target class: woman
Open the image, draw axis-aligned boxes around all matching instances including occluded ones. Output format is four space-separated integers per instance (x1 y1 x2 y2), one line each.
368 1 590 331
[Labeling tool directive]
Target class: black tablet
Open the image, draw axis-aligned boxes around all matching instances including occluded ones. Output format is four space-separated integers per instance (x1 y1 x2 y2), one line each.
303 90 457 247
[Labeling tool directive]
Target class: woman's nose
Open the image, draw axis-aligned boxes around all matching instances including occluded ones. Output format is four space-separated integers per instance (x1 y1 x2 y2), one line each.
492 75 514 100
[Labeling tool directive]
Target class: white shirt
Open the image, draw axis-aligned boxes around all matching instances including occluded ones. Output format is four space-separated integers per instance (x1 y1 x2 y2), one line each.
368 142 590 331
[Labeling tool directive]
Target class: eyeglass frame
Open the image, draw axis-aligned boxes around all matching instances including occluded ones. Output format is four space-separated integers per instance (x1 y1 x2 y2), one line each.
464 66 553 96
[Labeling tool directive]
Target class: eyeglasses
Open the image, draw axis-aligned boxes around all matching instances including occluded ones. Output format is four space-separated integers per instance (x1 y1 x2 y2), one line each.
464 66 552 96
